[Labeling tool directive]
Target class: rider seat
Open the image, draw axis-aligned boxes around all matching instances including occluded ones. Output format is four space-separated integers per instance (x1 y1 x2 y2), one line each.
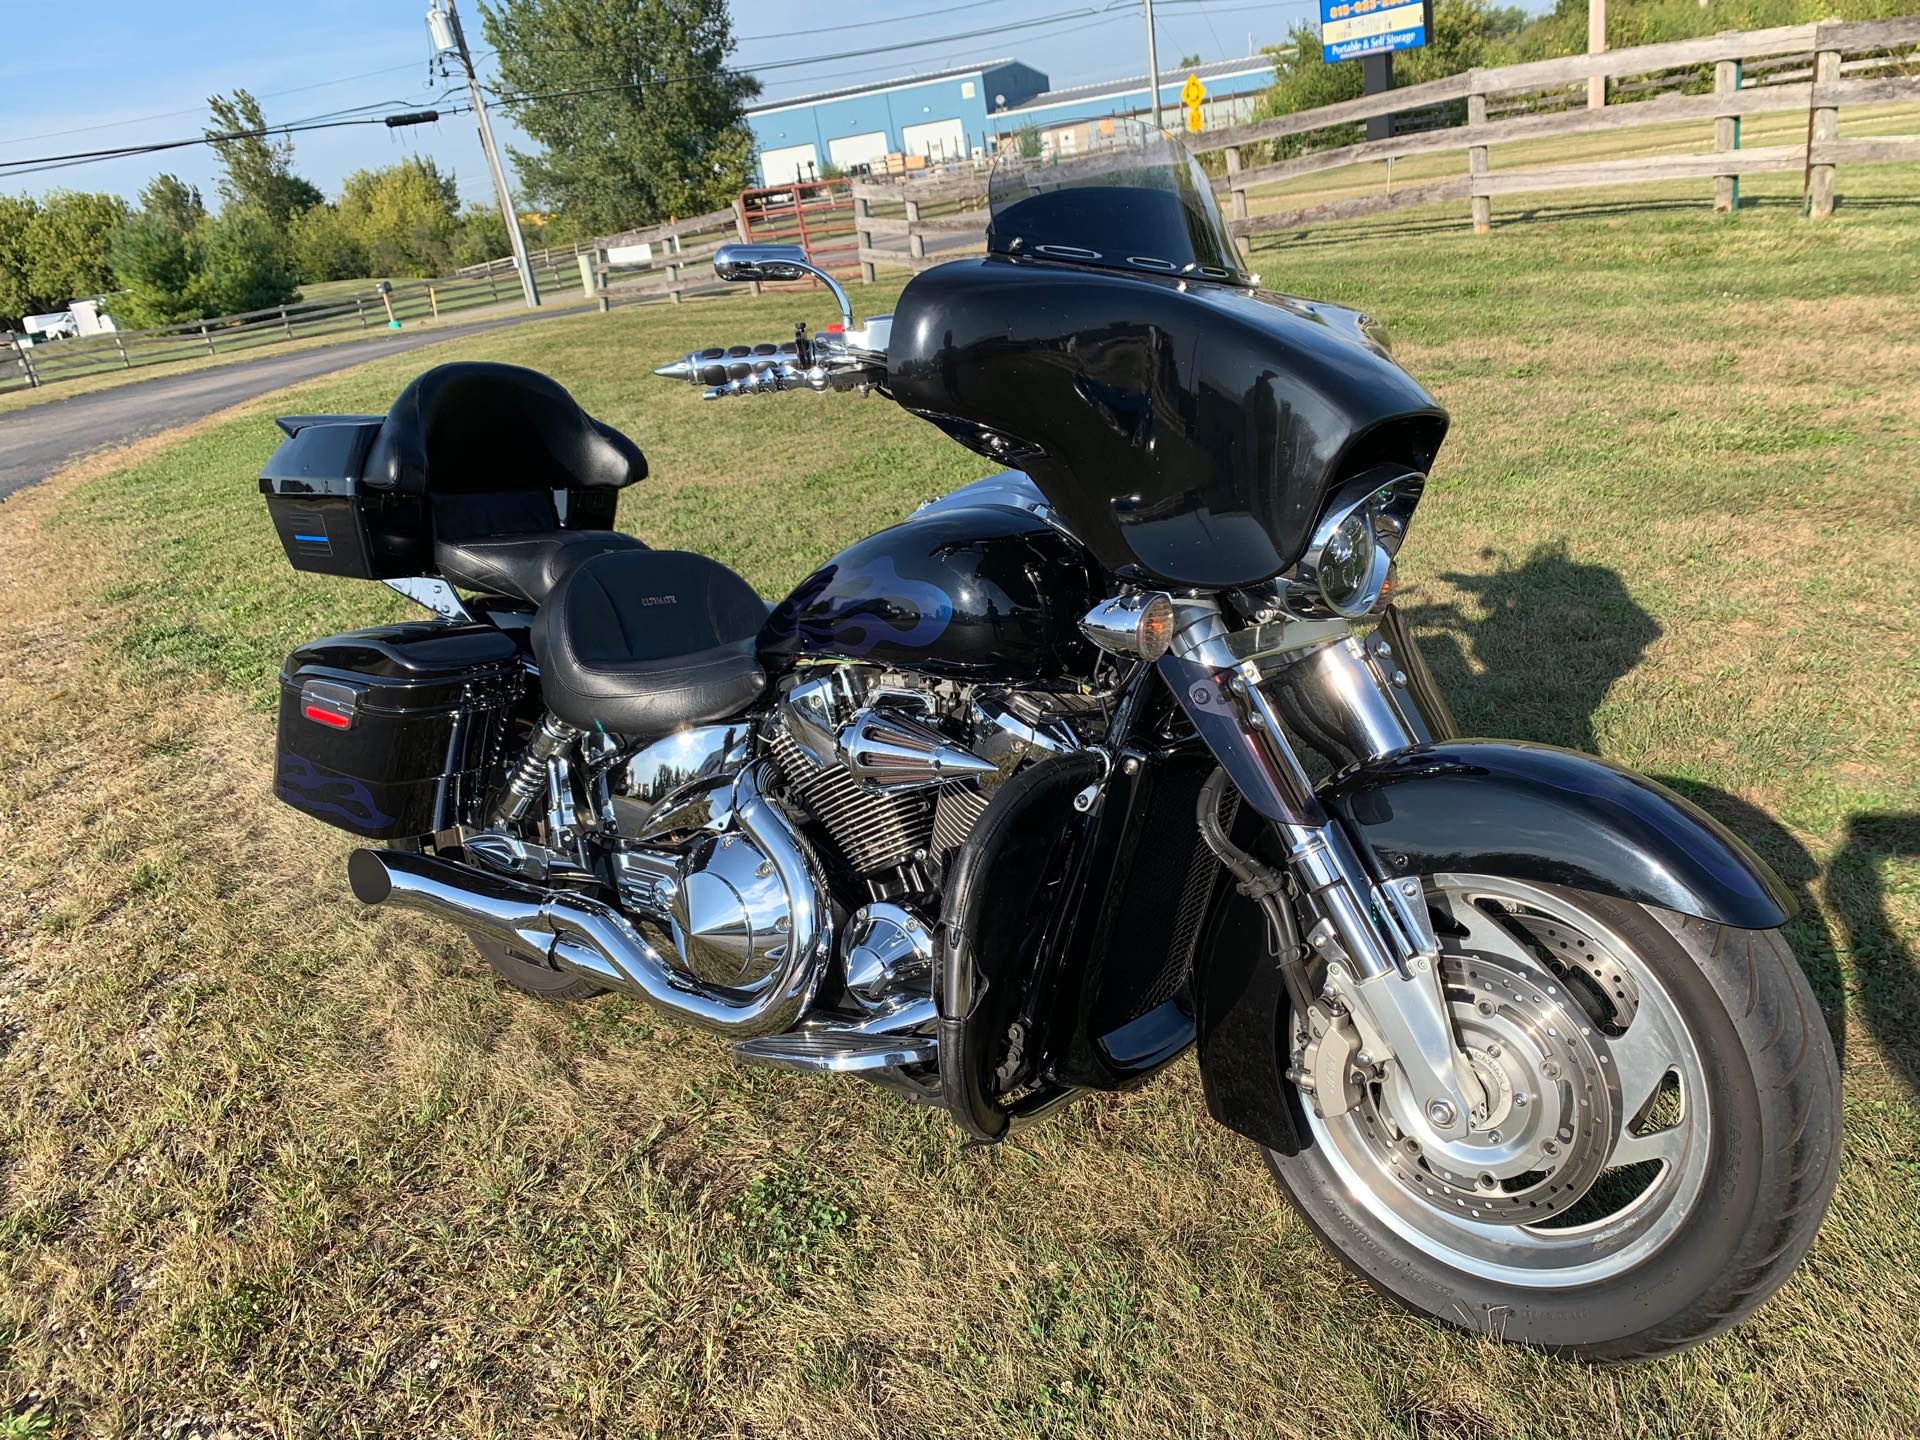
363 361 651 605
531 549 770 735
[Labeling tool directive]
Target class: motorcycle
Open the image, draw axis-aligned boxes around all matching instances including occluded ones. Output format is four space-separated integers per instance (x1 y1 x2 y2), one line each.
257 126 1838 1359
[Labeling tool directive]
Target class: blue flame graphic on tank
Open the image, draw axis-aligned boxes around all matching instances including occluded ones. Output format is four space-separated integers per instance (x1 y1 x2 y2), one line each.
764 556 954 657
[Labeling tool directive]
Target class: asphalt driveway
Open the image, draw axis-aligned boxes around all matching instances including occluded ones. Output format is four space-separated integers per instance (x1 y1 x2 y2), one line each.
0 307 579 502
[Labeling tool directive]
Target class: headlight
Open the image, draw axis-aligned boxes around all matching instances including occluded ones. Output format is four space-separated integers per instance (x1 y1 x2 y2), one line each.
1291 466 1425 618
1317 511 1378 613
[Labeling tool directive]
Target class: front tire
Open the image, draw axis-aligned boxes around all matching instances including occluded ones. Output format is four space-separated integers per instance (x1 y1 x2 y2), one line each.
1264 877 1840 1362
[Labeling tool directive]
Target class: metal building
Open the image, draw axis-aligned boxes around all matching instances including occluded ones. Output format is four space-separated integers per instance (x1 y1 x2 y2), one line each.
747 60 1051 185
984 55 1278 153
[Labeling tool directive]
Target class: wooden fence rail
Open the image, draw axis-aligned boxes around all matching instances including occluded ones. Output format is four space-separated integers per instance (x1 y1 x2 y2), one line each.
850 16 1920 275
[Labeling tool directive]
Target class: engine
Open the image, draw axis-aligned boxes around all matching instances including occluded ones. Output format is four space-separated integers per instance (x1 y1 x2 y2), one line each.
764 664 1099 1013
535 666 1100 1029
769 666 1090 881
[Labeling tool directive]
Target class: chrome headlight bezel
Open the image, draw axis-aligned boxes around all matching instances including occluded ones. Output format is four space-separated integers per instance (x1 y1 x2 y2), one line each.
1286 466 1427 618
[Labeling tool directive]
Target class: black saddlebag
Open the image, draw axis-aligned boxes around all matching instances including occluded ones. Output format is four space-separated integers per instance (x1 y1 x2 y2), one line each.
275 622 523 840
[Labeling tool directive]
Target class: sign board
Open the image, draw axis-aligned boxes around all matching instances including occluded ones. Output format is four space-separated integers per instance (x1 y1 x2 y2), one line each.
1320 0 1428 64
1182 72 1207 133
606 241 654 267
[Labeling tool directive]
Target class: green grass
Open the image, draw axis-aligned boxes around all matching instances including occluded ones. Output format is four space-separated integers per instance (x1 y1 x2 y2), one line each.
1 185 1918 1438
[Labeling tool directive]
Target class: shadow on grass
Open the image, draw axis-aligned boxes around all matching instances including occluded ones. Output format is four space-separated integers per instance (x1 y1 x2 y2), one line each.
1402 542 1850 1061
1827 814 1920 1096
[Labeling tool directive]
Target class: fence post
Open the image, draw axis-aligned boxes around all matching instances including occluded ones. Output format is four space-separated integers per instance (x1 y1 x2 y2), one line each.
1468 73 1491 235
905 196 925 263
488 268 502 302
667 230 685 305
201 322 215 355
1807 40 1841 220
280 305 294 338
113 329 130 368
579 252 598 300
1713 58 1742 214
6 330 38 388
732 198 762 295
857 194 876 283
428 285 440 318
1224 147 1248 222
355 297 369 328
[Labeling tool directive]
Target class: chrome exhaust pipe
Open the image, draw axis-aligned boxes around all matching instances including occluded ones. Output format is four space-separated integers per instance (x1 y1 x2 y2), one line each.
348 765 827 1037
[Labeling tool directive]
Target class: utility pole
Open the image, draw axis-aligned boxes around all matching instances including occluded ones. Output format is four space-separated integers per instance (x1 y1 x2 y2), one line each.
428 0 540 307
1587 0 1607 109
1143 0 1164 131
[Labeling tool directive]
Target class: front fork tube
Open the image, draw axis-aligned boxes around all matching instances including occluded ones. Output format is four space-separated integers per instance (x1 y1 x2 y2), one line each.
1160 605 1484 1141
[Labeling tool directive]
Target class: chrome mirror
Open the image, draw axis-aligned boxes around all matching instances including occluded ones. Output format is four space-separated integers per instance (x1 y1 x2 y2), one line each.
711 243 853 331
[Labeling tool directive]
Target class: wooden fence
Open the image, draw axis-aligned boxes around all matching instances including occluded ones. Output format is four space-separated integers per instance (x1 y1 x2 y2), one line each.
1 210 760 393
853 16 1920 273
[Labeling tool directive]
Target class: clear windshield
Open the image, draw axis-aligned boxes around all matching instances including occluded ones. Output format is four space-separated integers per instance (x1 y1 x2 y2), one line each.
986 119 1248 285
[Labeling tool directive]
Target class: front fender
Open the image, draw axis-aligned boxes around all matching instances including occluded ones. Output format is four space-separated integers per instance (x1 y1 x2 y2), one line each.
1322 740 1793 929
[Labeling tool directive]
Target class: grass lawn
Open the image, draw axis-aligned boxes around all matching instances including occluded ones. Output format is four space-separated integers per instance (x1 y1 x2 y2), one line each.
0 180 1917 1439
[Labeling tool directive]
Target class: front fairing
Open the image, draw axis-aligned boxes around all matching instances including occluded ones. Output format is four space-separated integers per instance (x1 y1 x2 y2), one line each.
885 255 1447 589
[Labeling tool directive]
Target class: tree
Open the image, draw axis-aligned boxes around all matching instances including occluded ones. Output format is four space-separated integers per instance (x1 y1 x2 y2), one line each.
449 203 510 268
108 213 205 326
335 159 461 277
1178 52 1205 68
197 208 300 315
481 0 760 233
138 173 206 234
288 203 369 284
6 191 130 319
0 195 38 328
205 89 324 224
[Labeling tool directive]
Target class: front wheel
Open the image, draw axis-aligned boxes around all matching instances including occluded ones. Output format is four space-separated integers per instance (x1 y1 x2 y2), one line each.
1265 875 1840 1362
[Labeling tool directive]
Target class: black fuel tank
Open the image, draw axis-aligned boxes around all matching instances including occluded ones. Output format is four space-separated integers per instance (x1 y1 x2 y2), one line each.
760 504 1099 683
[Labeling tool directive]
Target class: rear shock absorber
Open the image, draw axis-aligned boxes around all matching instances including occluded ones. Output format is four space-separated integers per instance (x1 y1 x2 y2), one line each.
491 713 579 826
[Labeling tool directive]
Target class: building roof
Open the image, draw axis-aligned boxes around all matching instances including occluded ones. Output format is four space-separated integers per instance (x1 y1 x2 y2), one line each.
996 53 1274 114
748 59 1018 116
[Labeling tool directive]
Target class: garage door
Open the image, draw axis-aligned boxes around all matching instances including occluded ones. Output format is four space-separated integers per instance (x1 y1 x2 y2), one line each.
827 131 890 172
901 118 967 162
759 142 819 185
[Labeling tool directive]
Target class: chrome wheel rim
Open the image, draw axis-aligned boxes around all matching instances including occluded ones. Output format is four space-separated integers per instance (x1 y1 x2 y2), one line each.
1299 875 1712 1287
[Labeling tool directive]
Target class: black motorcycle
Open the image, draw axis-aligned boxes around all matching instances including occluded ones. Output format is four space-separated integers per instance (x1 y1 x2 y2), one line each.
258 128 1838 1360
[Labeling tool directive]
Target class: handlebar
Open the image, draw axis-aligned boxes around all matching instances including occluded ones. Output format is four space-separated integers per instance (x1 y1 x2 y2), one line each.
650 243 892 401
653 318 891 402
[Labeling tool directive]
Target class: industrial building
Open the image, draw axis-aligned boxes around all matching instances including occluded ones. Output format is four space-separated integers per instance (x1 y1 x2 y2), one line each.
747 61 1050 185
746 53 1278 185
984 54 1277 154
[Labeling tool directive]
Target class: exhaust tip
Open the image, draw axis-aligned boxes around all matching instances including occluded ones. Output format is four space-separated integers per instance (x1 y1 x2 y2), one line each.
347 847 394 905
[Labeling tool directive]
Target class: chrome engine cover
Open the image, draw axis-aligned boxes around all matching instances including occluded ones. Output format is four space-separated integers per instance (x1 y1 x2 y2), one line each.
615 833 799 990
606 726 826 995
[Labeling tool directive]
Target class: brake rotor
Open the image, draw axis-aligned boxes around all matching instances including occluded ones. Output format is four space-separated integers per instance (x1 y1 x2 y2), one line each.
1355 949 1620 1225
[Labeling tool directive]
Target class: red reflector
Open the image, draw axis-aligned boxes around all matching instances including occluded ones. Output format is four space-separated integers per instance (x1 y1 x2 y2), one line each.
827 322 845 333
304 705 351 729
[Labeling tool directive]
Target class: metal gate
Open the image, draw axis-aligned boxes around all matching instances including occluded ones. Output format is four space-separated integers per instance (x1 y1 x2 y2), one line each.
736 178 862 293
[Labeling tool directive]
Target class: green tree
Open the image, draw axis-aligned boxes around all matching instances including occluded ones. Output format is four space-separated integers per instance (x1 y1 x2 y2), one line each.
107 214 205 326
197 208 301 314
11 191 130 316
287 203 369 283
335 158 461 276
205 89 324 224
138 173 206 234
0 195 38 328
449 203 510 268
481 0 760 233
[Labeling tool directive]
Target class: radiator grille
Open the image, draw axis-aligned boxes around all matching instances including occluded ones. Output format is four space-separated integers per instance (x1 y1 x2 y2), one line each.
769 725 933 873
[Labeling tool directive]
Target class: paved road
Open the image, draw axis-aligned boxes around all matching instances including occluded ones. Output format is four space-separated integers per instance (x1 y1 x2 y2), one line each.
0 307 578 502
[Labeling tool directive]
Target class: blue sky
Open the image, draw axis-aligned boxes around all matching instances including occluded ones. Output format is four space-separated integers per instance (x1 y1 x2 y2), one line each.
0 0 1543 207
